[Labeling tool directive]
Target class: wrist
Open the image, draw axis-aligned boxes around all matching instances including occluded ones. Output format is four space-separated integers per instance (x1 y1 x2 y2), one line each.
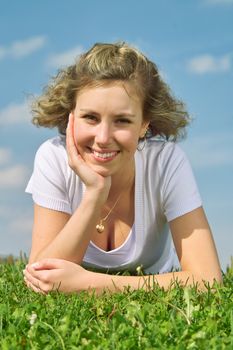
83 188 108 206
84 271 109 294
90 272 122 294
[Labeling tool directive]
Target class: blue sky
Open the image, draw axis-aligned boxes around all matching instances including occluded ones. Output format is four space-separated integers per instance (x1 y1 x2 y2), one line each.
0 0 232 270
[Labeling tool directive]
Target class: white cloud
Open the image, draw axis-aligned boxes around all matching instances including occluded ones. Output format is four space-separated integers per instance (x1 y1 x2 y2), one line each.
183 132 233 168
187 54 231 74
0 46 7 59
0 36 46 61
0 148 12 165
47 46 84 68
0 100 31 125
0 165 29 189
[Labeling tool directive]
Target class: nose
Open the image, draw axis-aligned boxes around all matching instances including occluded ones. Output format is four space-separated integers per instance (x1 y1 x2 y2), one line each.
95 122 113 145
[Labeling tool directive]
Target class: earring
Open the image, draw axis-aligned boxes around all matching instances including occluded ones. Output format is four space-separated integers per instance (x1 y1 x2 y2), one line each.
137 128 148 151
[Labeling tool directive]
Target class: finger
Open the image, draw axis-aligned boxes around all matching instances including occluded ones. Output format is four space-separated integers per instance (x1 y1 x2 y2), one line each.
24 268 42 286
24 267 51 293
66 115 84 170
69 113 79 149
68 111 74 133
24 276 46 294
66 113 77 152
24 270 51 294
30 283 46 294
67 113 83 159
25 262 63 290
66 113 72 140
29 258 68 271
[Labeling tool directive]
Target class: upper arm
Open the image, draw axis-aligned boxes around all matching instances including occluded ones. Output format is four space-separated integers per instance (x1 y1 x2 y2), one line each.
29 204 71 263
169 207 222 284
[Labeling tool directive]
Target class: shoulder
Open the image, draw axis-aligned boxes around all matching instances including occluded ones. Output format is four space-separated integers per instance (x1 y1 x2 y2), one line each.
36 135 66 154
33 135 68 175
145 137 184 154
35 135 67 162
141 137 187 168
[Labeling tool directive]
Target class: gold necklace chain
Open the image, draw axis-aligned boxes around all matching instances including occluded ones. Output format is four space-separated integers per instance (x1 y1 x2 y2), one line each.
96 176 134 234
96 194 122 233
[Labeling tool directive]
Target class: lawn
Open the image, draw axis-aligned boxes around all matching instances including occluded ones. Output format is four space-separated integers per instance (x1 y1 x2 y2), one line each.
0 256 232 349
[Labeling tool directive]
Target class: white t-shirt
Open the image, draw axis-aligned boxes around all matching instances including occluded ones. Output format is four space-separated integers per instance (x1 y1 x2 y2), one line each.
26 135 202 274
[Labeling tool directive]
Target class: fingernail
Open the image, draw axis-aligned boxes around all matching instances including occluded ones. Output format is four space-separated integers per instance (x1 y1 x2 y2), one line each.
31 262 40 269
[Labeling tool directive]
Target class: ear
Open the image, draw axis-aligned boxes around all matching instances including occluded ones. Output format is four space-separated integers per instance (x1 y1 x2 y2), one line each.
139 121 150 138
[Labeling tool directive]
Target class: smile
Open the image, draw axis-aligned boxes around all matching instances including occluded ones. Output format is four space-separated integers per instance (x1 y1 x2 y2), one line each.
90 148 119 161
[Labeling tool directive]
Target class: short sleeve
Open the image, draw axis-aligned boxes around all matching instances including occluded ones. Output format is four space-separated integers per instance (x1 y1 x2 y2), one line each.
159 143 202 222
25 137 72 214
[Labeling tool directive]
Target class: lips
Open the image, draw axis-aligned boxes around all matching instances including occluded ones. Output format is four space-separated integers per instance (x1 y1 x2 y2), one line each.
93 150 118 159
88 147 120 161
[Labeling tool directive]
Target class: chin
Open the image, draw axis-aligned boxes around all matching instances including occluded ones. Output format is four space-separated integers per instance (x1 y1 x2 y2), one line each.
89 164 115 177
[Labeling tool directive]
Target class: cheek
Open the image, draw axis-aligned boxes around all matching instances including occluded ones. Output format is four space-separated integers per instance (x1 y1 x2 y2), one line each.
73 122 86 145
119 132 139 152
129 139 139 153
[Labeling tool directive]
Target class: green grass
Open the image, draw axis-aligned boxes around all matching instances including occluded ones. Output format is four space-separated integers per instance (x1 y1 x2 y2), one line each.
0 257 232 349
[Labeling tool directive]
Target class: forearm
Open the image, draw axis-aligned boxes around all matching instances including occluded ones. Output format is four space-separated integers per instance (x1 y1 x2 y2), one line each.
91 270 214 294
33 192 104 263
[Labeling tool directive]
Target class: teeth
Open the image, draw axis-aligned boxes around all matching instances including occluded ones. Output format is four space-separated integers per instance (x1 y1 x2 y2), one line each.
93 150 117 159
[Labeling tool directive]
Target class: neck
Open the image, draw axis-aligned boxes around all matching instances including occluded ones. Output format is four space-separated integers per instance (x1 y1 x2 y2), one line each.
108 162 135 200
97 162 135 233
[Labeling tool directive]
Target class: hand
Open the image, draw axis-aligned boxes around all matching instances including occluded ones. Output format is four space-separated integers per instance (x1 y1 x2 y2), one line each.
66 113 111 201
23 258 94 294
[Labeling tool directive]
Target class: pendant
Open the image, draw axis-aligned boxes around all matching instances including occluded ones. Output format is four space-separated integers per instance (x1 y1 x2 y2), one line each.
96 222 105 233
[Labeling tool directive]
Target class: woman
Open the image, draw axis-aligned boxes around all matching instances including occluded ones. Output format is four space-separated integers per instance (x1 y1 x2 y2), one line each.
23 42 222 294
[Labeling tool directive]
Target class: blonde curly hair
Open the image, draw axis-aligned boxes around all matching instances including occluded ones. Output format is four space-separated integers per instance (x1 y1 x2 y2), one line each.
31 42 190 140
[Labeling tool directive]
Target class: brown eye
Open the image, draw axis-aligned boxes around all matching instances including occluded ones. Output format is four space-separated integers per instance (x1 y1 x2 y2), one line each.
84 114 98 122
116 118 131 124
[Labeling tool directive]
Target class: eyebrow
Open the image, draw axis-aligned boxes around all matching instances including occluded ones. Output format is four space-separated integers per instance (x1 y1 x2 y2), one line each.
79 109 136 117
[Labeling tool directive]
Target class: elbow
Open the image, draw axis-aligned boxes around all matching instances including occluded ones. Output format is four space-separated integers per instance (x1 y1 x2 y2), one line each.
28 250 45 264
211 271 223 285
197 270 223 290
182 267 223 290
213 270 223 284
206 266 223 285
29 257 39 265
28 254 37 264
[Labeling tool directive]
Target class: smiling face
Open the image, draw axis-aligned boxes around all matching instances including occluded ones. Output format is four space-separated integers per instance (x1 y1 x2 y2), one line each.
72 82 148 178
